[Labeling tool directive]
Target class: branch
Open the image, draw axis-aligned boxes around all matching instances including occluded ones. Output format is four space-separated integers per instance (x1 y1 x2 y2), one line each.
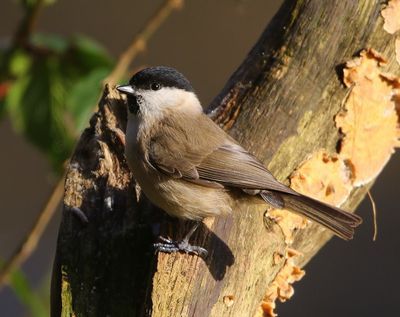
0 0 183 290
0 178 63 287
13 0 45 48
53 0 400 316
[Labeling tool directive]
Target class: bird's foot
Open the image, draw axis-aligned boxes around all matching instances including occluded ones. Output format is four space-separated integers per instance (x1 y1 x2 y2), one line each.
154 236 208 258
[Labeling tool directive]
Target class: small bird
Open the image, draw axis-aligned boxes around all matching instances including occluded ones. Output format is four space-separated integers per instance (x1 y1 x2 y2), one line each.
116 66 362 256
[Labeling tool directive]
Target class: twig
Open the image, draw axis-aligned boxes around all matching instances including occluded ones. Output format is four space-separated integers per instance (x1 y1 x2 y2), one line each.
367 190 378 241
105 0 183 85
13 0 45 47
0 0 183 290
0 178 64 286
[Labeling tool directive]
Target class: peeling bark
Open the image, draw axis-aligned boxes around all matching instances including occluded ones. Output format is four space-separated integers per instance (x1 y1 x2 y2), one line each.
52 1 400 316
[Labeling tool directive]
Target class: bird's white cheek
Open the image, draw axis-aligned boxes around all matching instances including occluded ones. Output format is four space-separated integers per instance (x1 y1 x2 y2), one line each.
137 90 166 119
136 88 202 121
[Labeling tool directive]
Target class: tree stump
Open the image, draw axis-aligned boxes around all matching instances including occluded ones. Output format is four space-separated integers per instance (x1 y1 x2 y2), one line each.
51 1 400 316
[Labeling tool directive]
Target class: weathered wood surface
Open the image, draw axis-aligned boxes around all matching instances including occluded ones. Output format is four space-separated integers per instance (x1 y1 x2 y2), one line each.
52 1 399 316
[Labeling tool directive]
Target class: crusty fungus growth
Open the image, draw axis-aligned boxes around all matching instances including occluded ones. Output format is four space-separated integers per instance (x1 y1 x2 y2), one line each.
290 151 353 207
262 152 353 314
270 49 400 239
256 249 305 317
223 295 235 308
381 1 400 66
267 150 354 244
260 48 400 317
267 209 307 245
381 0 400 34
336 49 400 186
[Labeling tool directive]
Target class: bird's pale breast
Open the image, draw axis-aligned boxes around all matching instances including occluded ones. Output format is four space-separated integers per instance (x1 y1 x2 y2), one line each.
125 114 232 220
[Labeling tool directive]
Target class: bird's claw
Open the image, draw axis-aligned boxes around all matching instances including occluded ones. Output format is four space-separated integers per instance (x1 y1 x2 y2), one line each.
154 237 208 258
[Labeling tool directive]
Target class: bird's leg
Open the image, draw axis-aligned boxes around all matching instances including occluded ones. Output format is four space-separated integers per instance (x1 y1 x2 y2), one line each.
154 221 208 258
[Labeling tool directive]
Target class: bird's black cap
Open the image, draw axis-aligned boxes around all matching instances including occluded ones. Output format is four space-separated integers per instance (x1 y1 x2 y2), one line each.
128 66 194 92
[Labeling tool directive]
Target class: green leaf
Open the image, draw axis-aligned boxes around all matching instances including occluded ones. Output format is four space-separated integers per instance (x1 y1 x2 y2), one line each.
31 33 68 53
68 35 113 71
3 33 114 171
5 57 74 170
67 67 109 131
44 0 56 5
19 0 56 9
9 269 48 317
8 49 32 77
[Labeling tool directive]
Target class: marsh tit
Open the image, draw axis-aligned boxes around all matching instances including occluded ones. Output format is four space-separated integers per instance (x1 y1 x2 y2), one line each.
116 66 362 256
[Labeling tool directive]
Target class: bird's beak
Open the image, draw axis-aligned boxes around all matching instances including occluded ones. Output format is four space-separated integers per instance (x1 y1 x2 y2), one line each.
116 84 135 95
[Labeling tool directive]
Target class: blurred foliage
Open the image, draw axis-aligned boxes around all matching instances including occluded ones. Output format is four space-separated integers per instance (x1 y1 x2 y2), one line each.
0 258 49 317
10 268 49 317
0 33 114 171
20 0 56 10
0 0 117 315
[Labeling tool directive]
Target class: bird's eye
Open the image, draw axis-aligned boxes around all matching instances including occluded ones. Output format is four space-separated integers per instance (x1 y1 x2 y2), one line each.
151 83 161 91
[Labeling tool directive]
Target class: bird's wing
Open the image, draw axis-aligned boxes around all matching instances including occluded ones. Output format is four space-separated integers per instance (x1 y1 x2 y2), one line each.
148 112 363 241
148 112 296 194
195 142 296 194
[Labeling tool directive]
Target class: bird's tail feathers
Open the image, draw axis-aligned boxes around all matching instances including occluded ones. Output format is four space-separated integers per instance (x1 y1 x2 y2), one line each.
277 194 362 240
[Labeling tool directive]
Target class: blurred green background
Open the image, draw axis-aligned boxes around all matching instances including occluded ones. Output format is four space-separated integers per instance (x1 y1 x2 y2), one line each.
0 0 399 316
